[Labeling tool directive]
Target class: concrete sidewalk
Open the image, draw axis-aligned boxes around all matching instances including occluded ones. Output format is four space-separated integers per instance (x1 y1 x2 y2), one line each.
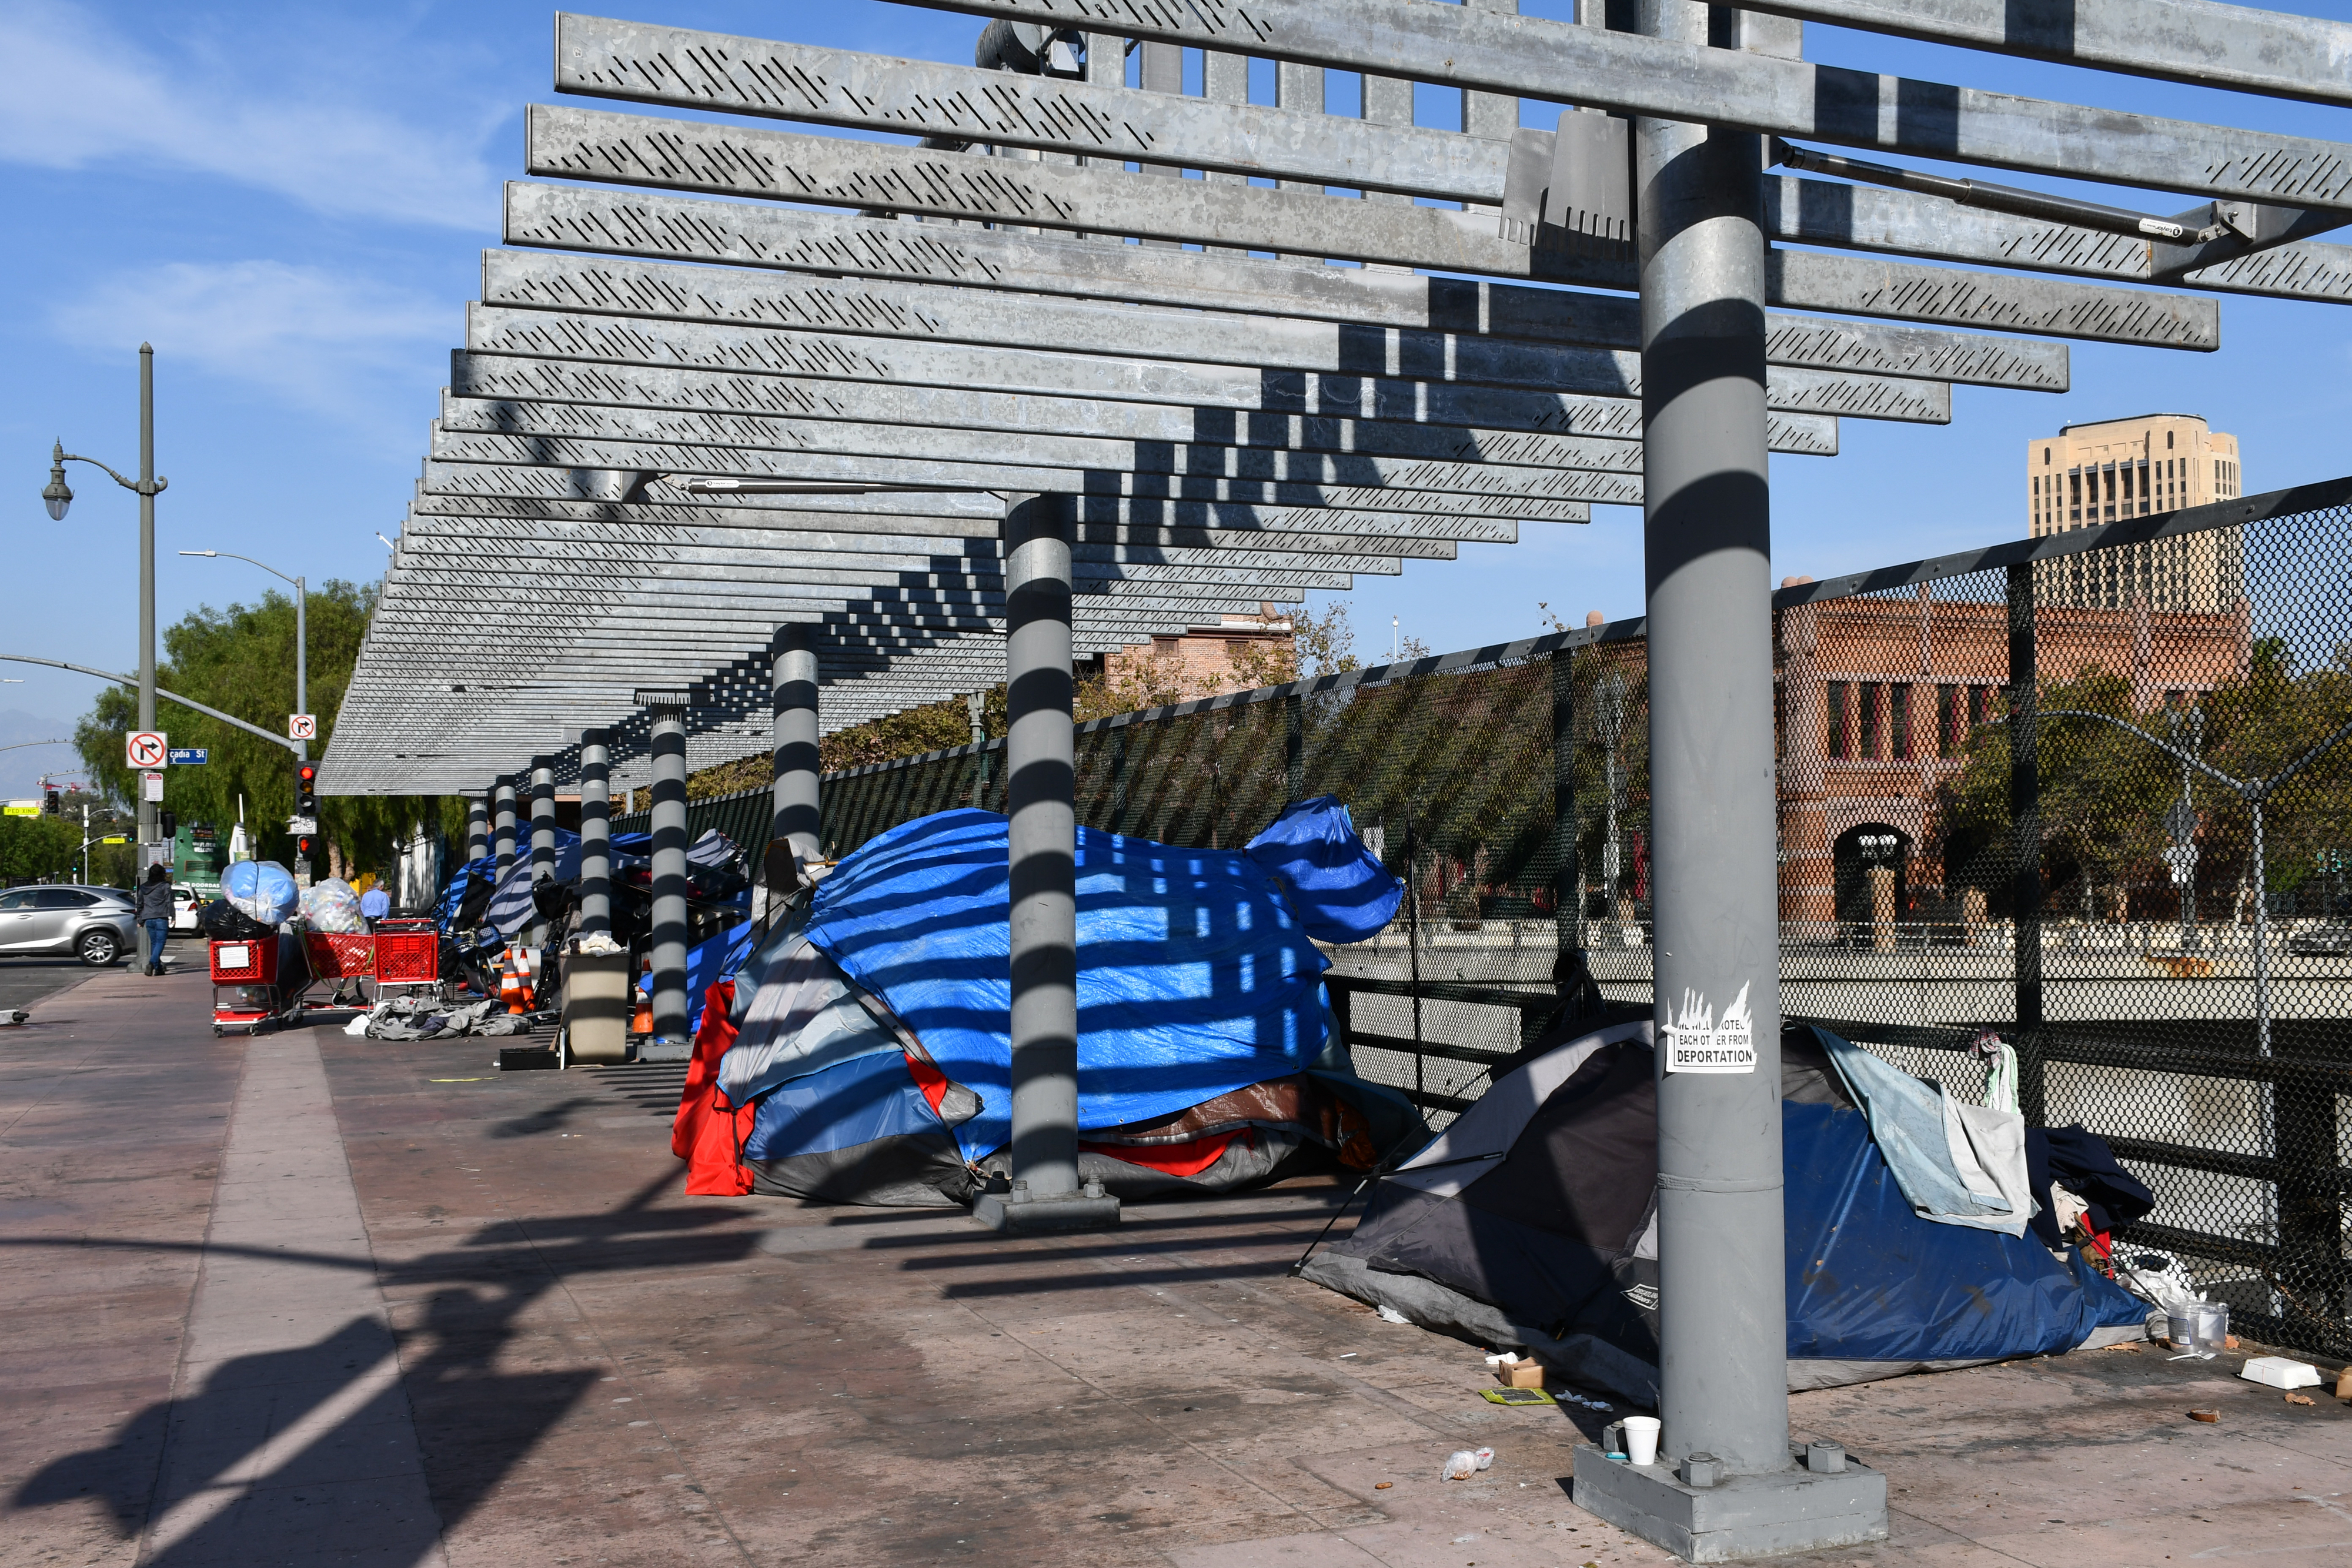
5 970 2352 1565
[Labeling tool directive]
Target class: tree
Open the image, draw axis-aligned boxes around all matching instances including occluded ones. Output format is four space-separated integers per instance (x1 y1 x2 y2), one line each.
71 582 447 879
1929 640 2352 919
0 815 81 885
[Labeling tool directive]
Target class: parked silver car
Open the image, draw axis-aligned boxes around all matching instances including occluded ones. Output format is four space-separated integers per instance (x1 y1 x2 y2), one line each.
0 885 137 966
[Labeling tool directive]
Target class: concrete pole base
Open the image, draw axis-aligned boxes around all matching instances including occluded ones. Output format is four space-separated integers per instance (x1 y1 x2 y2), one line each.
972 1186 1121 1235
1570 1443 1887 1563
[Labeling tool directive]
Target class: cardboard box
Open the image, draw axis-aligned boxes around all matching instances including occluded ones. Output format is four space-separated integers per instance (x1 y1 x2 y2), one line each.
1498 1360 1546 1390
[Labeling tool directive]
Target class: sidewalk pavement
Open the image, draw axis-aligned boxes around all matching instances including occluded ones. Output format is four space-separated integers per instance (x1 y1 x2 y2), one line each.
6 967 2352 1565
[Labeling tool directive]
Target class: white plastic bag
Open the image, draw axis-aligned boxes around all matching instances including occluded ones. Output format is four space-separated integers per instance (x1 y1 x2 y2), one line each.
303 878 366 934
1439 1447 1494 1481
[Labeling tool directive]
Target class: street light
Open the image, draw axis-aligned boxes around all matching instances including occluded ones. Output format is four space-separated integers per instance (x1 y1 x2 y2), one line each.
178 550 306 763
2164 706 2207 952
1592 669 1628 945
42 344 168 928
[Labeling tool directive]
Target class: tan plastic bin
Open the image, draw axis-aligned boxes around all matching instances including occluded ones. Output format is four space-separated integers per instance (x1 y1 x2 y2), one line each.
560 950 634 1065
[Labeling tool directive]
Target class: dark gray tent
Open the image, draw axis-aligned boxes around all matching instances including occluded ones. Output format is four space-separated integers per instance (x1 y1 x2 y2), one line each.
1301 1021 2150 1405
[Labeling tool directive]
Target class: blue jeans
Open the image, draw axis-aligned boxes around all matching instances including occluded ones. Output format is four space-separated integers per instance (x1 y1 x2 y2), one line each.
144 918 169 969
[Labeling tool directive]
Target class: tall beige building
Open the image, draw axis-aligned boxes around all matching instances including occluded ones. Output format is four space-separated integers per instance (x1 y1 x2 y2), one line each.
2026 413 2243 612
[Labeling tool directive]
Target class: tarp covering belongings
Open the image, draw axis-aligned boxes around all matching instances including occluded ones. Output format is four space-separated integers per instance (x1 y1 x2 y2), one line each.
1244 795 1404 944
1300 1021 2150 1404
672 808 1425 1204
436 831 651 934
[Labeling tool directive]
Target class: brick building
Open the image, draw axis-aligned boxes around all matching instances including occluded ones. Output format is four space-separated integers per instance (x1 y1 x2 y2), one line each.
1085 610 1295 703
1775 585 2250 940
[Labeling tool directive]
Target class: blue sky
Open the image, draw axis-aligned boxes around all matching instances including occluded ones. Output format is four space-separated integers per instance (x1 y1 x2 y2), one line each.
5 0 2351 793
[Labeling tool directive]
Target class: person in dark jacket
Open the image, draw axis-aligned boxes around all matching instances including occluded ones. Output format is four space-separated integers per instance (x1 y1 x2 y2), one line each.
135 865 174 975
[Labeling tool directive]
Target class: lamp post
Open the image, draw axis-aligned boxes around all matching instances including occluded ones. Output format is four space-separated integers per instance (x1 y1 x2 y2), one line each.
43 344 168 944
1593 670 1628 945
177 550 307 761
2164 707 2206 952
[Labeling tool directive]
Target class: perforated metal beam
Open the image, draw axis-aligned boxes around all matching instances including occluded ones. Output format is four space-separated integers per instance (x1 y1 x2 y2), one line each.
462 302 1947 426
482 248 2062 393
1734 0 2352 108
1761 174 2352 301
506 182 2219 350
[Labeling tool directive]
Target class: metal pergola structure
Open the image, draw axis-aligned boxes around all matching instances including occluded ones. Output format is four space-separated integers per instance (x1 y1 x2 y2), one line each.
322 0 2352 1553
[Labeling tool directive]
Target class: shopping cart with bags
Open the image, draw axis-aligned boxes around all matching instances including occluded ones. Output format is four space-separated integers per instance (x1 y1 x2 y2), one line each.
302 931 379 1008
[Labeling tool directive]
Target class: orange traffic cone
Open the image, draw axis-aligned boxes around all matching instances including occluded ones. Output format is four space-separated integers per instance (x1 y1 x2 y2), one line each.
500 953 532 1015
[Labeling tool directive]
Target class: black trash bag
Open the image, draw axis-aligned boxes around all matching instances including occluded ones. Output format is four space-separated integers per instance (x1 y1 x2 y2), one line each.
197 898 275 941
531 879 571 921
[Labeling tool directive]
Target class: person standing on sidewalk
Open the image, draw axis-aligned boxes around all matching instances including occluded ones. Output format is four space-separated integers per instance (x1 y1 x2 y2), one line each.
135 864 173 976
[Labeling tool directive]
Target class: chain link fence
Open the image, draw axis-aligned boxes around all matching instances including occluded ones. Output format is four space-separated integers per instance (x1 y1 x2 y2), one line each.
818 481 2352 1355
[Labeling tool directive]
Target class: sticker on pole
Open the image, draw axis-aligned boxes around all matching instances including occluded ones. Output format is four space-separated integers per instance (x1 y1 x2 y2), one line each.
289 715 317 741
141 771 166 803
1663 983 1756 1074
126 731 169 768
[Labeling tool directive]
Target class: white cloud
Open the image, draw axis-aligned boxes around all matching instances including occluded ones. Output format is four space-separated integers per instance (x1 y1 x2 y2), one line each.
0 1 504 229
51 259 449 417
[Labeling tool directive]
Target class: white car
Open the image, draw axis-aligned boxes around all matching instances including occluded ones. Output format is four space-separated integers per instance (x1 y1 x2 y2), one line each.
172 884 208 931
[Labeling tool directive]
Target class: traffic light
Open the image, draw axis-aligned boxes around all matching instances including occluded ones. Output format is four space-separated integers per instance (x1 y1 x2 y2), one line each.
296 761 318 817
42 787 59 814
295 834 316 862
159 810 177 839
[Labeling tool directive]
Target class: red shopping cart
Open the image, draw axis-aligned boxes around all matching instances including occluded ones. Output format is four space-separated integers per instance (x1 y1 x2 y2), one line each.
302 931 379 1009
208 934 312 1036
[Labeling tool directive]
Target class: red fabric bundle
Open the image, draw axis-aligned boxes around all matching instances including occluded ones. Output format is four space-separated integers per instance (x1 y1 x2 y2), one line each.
671 980 756 1196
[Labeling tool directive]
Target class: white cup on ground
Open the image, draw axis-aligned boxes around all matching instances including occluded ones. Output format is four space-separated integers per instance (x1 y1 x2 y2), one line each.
1622 1416 1662 1466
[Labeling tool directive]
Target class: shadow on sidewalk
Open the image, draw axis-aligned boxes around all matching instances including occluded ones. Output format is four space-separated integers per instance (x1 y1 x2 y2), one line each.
8 1171 759 1564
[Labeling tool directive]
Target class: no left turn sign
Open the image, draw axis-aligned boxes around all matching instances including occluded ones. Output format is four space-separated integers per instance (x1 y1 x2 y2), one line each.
126 731 169 768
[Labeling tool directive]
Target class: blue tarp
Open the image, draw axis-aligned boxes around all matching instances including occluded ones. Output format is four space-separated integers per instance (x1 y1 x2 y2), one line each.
438 830 654 935
742 1048 944 1162
802 808 1331 1162
1785 1100 2149 1364
1244 795 1403 945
